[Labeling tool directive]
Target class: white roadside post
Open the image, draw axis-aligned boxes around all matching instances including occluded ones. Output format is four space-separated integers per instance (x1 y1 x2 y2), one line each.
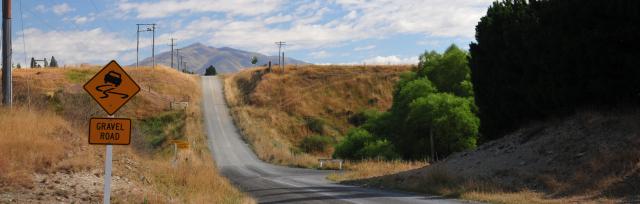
103 115 114 204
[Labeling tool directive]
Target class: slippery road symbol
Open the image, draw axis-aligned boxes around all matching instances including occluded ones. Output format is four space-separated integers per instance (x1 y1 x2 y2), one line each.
96 71 129 99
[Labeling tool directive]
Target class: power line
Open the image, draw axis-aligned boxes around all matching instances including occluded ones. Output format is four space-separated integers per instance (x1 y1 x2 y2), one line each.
18 0 27 67
275 41 286 72
136 23 156 69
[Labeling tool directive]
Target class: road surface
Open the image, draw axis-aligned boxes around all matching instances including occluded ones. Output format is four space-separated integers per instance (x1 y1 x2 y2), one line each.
202 76 470 204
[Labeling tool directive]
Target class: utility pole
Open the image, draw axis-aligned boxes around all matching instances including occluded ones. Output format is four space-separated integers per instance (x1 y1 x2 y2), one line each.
2 0 12 107
136 24 139 68
176 49 181 70
169 38 176 69
180 56 184 71
151 24 155 69
275 41 286 72
282 52 285 72
136 23 156 68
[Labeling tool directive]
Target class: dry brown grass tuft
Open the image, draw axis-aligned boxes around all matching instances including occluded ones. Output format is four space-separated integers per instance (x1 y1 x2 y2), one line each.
223 65 411 168
0 107 71 186
328 160 427 182
145 158 254 204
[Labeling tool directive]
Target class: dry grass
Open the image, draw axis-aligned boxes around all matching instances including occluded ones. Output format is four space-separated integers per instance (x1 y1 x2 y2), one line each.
1 66 252 203
328 160 427 182
223 65 412 168
461 191 591 204
0 107 71 187
145 158 253 204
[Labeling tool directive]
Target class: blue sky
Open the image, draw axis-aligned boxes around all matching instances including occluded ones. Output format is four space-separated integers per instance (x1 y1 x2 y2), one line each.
9 0 494 66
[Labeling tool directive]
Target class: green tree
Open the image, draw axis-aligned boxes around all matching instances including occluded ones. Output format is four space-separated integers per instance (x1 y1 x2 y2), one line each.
205 65 217 76
49 56 58 67
251 56 258 65
418 44 471 97
470 0 640 140
403 93 479 158
30 58 36 68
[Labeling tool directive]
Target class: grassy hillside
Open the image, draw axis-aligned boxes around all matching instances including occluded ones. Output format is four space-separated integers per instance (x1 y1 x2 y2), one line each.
223 65 425 172
0 66 253 203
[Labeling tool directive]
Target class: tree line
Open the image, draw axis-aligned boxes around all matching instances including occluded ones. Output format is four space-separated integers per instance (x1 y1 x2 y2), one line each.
25 56 59 68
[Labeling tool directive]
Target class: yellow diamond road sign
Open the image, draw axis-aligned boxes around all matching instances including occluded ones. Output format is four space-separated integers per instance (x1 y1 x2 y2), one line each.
84 60 140 115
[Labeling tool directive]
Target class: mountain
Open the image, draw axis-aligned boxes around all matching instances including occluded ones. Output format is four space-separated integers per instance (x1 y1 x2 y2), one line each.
134 43 308 74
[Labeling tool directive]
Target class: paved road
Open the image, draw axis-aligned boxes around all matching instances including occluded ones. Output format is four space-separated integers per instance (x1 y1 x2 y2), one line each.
202 76 470 204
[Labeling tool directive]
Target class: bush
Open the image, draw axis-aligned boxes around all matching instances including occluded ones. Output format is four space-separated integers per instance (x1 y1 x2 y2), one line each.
333 128 375 159
358 139 399 160
139 111 186 150
305 117 325 134
470 0 640 140
333 128 399 160
348 109 384 126
299 135 332 154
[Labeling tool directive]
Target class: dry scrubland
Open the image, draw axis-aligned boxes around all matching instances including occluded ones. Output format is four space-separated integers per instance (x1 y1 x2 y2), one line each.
0 66 253 203
223 65 425 172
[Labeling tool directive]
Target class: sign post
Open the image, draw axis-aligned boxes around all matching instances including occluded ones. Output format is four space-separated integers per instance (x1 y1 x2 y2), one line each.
84 61 139 204
103 131 112 204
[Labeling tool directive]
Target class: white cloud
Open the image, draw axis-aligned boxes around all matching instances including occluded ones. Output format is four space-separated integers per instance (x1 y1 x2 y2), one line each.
34 4 47 13
264 14 293 24
118 0 283 19
362 55 419 65
354 45 375 51
52 3 74 15
151 0 490 55
309 50 330 59
14 28 135 65
68 15 96 24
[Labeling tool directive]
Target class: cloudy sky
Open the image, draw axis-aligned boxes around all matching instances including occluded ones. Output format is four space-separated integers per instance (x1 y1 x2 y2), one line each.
10 0 494 66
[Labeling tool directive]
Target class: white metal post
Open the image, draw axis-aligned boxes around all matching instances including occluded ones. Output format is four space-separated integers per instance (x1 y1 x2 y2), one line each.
103 115 114 204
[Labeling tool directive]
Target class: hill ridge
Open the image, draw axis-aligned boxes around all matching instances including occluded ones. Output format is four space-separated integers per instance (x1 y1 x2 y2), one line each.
135 43 307 74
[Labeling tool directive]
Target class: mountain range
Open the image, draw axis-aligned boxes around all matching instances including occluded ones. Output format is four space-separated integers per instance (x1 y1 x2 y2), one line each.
134 43 307 74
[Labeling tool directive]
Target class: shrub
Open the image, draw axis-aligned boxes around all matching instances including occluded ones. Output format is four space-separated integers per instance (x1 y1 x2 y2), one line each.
333 128 399 160
333 128 375 159
139 111 186 150
305 117 325 134
299 135 333 154
357 139 399 160
348 109 384 126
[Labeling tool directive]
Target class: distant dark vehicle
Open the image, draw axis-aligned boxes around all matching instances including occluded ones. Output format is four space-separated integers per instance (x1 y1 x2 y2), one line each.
104 71 122 87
